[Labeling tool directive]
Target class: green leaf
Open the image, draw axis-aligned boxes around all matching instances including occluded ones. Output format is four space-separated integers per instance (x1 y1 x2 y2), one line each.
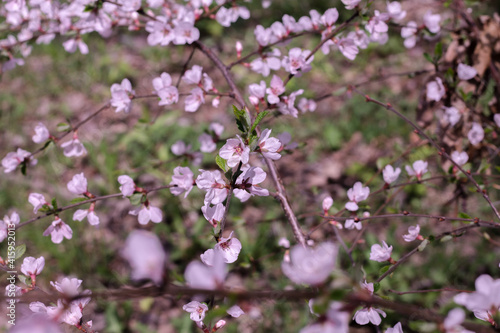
17 275 27 286
418 239 430 251
434 42 443 60
70 197 89 204
249 111 269 134
215 155 230 173
37 205 52 213
440 235 453 242
379 265 391 275
51 198 58 211
129 193 143 206
15 244 26 260
56 122 71 132
373 282 381 293
458 212 472 219
20 162 27 176
423 53 433 64
232 105 250 134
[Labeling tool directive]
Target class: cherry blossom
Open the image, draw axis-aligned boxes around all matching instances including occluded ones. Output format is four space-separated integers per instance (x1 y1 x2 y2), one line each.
173 22 200 45
62 36 88 54
201 231 242 265
443 106 461 126
121 230 167 285
494 114 500 128
201 203 225 227
468 123 484 146
219 137 250 168
353 306 387 325
129 204 163 225
73 208 100 226
184 87 205 112
61 136 87 157
298 98 317 113
199 133 216 153
341 0 361 10
335 37 359 60
345 182 370 211
281 242 337 285
282 47 313 75
182 65 203 85
385 322 403 333
401 21 418 48
387 2 406 22
301 301 350 333
278 89 303 117
258 129 282 160
227 305 245 318
322 196 333 213
20 256 45 278
2 148 36 173
110 78 134 113
369 241 393 262
250 49 282 77
443 308 474 333
454 274 500 321
254 25 277 47
249 80 267 106
278 237 290 248
423 10 441 34
43 217 73 244
67 172 88 195
366 10 389 34
451 151 469 166
29 192 48 214
383 165 401 184
0 212 19 242
185 248 227 290
153 72 179 106
169 166 194 198
145 16 174 46
234 166 269 202
183 301 208 322
196 170 228 205
426 77 446 102
345 219 362 230
10 314 63 333
267 75 285 104
403 225 421 242
405 160 428 180
118 175 135 197
277 132 298 150
32 123 50 143
457 63 477 81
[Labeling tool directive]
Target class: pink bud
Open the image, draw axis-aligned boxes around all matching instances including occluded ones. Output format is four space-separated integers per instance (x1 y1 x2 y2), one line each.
236 41 242 58
214 319 226 330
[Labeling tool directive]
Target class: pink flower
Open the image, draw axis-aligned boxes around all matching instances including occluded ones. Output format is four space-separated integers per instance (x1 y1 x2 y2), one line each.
451 151 469 166
403 225 420 242
118 175 135 197
67 172 88 195
457 63 477 81
341 0 361 10
468 123 484 146
298 98 317 113
29 193 48 214
183 301 208 322
258 129 282 160
201 232 242 265
171 140 190 156
454 274 500 316
401 21 418 48
234 166 269 202
322 196 333 212
345 219 362 230
182 65 203 85
387 2 406 21
199 133 216 153
281 242 337 285
201 203 225 227
32 123 50 143
249 80 267 106
494 114 500 128
110 78 134 113
405 160 428 179
443 106 461 126
227 305 245 318
353 307 387 325
0 212 19 242
385 322 403 333
345 182 370 211
369 241 393 262
153 73 179 106
366 10 389 34
423 10 441 34
2 148 36 173
185 248 227 290
145 16 174 46
169 166 194 198
20 256 45 277
62 37 89 54
173 22 200 45
266 75 285 104
219 137 250 168
43 217 73 244
121 230 167 285
336 37 359 60
73 209 100 226
129 204 163 225
196 170 228 205
383 165 401 184
250 49 282 77
426 77 446 102
61 137 87 157
282 47 313 75
184 87 205 112
278 89 304 117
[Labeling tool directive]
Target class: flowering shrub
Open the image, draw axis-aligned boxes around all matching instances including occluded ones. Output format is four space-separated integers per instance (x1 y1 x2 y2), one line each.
1 0 500 332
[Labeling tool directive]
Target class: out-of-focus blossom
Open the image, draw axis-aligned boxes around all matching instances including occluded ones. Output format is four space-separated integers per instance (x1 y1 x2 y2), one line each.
443 106 461 126
451 151 469 166
405 160 428 180
427 77 445 102
110 78 134 113
67 173 88 195
121 230 167 285
403 225 420 242
129 204 163 225
32 123 50 143
457 63 477 81
185 248 227 290
29 193 48 214
345 182 370 211
43 217 73 244
423 10 441 33
183 301 208 322
21 256 45 277
383 165 401 184
258 129 281 160
2 148 37 173
61 136 87 157
170 166 194 198
369 241 392 262
118 175 135 197
468 123 484 146
0 212 19 242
